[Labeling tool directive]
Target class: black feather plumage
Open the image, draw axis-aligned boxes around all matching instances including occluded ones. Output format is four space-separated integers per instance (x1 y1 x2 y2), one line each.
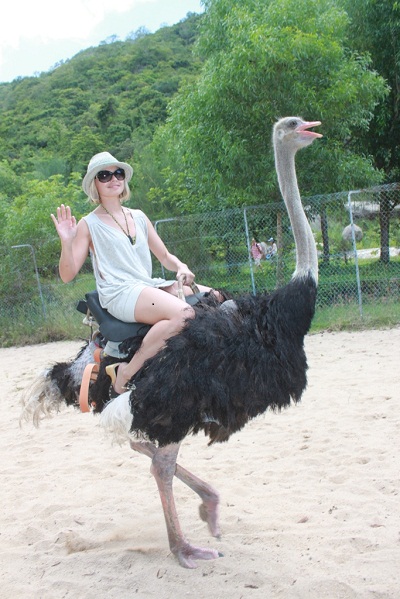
125 274 317 446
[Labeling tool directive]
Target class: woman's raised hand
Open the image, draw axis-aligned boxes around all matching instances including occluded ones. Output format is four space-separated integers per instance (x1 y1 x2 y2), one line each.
51 204 77 243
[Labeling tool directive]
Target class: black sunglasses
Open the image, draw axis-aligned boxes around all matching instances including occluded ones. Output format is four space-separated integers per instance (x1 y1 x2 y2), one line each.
96 168 126 183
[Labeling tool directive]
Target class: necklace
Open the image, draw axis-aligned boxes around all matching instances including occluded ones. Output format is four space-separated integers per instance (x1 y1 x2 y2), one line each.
101 205 134 245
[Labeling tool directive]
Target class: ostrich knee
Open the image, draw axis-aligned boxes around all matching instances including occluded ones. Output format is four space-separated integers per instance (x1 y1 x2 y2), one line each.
150 444 179 483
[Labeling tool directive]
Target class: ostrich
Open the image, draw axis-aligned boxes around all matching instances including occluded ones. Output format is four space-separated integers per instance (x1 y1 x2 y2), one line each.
22 116 321 568
342 223 363 242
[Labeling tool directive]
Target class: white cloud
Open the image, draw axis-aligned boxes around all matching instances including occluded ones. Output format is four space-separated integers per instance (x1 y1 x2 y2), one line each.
1 0 156 49
0 0 203 82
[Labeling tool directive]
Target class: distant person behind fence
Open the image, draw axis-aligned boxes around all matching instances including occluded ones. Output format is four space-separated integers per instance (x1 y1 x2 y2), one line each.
266 237 277 259
251 238 264 267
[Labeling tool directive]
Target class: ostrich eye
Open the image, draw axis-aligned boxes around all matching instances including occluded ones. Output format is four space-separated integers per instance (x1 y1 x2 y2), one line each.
289 119 298 128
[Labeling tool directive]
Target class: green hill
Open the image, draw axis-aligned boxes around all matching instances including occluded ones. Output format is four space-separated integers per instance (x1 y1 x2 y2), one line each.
0 13 202 198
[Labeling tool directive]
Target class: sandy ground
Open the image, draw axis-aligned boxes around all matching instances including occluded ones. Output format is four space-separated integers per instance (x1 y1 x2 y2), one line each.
0 328 399 599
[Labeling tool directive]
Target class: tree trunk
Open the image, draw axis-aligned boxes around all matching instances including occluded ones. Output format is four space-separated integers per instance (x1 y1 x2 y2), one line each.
320 208 330 264
276 211 285 287
379 192 390 265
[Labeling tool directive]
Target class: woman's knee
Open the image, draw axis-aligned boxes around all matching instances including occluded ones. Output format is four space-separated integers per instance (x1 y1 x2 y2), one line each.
172 304 195 325
165 304 194 334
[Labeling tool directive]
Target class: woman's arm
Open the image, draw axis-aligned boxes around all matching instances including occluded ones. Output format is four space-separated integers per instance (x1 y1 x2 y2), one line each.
146 215 195 285
51 204 91 283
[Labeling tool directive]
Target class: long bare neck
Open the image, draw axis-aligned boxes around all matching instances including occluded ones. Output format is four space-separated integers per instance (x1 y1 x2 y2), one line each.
274 143 318 283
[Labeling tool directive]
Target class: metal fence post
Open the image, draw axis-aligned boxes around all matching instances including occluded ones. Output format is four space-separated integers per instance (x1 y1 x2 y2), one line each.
12 244 47 318
347 191 363 318
243 207 256 295
154 218 175 280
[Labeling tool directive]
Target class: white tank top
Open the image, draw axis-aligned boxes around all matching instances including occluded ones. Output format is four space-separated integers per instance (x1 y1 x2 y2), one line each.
83 208 173 321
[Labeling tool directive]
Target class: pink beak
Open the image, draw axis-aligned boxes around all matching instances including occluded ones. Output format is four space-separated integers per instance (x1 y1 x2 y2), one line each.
296 121 323 138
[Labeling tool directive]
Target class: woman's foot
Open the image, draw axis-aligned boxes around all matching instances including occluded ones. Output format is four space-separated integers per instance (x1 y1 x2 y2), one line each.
105 362 130 398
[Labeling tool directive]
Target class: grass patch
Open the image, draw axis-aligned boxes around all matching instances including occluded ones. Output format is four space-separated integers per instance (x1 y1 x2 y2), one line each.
1 266 400 347
0 274 95 347
311 298 400 332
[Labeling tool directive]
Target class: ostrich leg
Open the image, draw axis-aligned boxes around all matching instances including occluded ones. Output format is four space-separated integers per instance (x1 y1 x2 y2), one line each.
175 464 221 538
130 440 221 538
150 443 221 568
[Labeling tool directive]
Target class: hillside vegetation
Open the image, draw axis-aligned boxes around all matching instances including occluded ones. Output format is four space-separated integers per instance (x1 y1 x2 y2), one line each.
0 13 202 217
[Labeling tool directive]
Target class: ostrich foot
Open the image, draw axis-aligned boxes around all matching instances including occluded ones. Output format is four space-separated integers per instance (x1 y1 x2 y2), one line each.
151 443 223 568
199 500 221 539
173 540 221 569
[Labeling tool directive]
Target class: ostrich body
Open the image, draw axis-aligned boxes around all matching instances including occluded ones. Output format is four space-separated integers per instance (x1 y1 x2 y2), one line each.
23 117 321 568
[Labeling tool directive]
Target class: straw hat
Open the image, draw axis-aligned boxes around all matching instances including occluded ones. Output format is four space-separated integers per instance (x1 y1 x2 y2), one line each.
82 152 133 196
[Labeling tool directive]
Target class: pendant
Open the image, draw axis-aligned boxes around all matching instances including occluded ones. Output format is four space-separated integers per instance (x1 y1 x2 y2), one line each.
127 234 134 245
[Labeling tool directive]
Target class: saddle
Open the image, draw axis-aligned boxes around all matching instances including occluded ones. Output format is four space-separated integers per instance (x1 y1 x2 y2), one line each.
78 290 151 342
78 289 203 343
76 284 205 412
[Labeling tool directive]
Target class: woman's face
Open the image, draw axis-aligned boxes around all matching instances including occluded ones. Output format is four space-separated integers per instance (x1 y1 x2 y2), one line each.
94 165 125 199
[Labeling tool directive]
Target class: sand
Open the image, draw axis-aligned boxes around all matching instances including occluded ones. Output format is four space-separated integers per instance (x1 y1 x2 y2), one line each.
0 328 399 599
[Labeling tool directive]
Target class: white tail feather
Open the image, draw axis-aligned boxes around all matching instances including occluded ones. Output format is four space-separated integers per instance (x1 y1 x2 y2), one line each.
20 370 67 427
99 392 133 445
20 341 99 427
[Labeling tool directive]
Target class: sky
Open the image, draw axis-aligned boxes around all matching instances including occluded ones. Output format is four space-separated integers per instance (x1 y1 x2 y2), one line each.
0 0 204 83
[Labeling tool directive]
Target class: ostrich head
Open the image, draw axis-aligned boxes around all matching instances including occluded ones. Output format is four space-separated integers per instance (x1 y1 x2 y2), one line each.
273 116 322 151
272 116 322 200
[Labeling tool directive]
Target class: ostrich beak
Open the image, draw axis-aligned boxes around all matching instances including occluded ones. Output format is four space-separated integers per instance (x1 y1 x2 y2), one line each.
296 121 323 138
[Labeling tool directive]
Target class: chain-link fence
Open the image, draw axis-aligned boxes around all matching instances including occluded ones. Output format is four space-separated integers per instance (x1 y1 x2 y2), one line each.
155 183 400 309
1 183 399 345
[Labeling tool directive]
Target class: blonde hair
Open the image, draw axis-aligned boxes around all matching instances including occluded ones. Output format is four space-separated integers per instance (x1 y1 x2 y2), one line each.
87 177 131 205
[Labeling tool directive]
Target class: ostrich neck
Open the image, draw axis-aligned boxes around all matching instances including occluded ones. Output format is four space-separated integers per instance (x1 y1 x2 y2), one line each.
274 145 318 282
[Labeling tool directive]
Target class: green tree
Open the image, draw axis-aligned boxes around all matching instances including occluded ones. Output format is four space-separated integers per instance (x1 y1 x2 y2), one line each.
3 174 85 274
158 0 387 212
343 0 400 264
66 127 106 174
0 160 22 198
344 0 400 180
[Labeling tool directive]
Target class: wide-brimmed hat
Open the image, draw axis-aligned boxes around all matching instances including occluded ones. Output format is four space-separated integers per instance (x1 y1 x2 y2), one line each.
82 152 133 196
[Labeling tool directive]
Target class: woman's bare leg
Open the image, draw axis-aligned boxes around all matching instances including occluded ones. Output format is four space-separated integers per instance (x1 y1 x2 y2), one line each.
110 284 224 393
111 287 195 393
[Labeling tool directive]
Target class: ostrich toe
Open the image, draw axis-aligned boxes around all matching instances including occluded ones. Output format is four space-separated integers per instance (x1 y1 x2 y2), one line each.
174 541 221 569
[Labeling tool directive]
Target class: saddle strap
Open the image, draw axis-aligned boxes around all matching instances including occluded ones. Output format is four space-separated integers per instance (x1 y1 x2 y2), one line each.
79 363 99 412
177 274 200 301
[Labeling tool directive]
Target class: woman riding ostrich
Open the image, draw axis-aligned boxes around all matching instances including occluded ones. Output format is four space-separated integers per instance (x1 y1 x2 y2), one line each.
22 116 322 568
